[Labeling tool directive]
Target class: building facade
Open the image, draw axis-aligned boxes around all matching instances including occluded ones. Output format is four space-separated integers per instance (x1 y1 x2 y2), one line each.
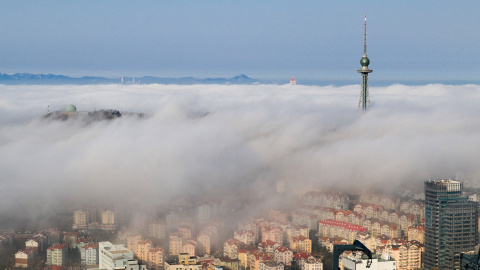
46 243 68 266
424 179 478 269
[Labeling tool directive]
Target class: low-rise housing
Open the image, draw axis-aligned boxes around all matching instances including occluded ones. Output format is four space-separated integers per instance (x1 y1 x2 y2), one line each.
46 243 68 266
15 248 36 268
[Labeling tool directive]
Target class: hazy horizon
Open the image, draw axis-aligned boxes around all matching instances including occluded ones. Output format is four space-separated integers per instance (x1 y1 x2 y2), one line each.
0 1 479 82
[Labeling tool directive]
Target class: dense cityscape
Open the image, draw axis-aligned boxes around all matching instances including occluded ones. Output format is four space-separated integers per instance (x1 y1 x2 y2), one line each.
1 2 479 270
1 178 479 270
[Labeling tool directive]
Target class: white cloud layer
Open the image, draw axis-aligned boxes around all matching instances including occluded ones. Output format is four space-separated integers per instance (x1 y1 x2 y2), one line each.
1 83 480 222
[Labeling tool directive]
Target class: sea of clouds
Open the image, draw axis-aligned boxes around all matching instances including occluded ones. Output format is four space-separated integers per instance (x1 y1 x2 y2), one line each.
1 83 480 224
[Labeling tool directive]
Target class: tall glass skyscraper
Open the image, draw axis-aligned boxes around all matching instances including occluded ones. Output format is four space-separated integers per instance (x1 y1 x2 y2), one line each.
424 179 478 269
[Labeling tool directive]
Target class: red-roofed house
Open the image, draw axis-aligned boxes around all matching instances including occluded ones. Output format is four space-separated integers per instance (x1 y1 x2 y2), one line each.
274 246 293 266
286 225 309 244
248 251 273 270
261 226 283 246
290 235 312 254
224 239 245 259
319 219 368 243
234 229 256 245
258 240 280 254
74 236 91 249
293 252 318 270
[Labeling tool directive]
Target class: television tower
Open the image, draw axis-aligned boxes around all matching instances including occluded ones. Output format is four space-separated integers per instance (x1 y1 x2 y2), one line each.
357 15 372 111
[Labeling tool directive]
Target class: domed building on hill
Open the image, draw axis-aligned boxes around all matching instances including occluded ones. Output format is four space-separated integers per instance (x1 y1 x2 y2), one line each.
66 104 77 113
44 104 138 121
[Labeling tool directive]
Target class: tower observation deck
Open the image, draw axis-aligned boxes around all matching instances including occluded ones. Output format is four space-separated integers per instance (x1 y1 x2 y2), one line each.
357 15 372 111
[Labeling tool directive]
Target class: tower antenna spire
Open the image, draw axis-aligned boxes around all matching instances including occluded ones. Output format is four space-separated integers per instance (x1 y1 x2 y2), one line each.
363 15 367 56
357 15 372 111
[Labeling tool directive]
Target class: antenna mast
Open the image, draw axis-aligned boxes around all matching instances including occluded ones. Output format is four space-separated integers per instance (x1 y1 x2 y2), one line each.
357 15 373 111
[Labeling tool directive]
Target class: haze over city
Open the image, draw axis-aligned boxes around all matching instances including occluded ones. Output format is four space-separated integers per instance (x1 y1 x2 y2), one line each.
2 83 480 222
1 1 480 269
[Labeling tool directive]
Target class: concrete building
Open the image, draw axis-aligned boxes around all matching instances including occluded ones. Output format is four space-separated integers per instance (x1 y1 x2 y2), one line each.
377 243 422 270
303 192 349 210
319 237 348 253
136 239 154 262
73 209 89 231
198 232 212 255
198 203 215 225
424 179 478 269
354 203 384 219
25 235 46 252
148 220 166 239
147 247 165 270
359 194 400 211
127 234 142 252
318 219 367 243
290 235 312 254
261 226 283 246
259 261 284 270
169 232 183 255
274 246 293 266
234 229 256 245
224 239 245 259
15 248 36 268
342 255 396 270
407 225 424 244
303 256 323 270
258 240 280 254
165 253 202 270
214 256 241 270
293 252 318 270
46 243 68 266
99 241 146 270
182 239 197 256
178 225 193 239
63 232 78 248
74 236 91 249
248 251 273 270
286 225 309 244
291 211 319 231
81 242 99 266
238 221 260 242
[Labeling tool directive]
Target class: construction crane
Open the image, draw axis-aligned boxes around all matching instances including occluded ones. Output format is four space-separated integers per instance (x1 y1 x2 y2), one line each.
332 240 372 270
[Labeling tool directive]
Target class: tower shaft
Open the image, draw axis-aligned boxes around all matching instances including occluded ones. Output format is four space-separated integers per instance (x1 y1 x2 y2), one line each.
360 73 370 110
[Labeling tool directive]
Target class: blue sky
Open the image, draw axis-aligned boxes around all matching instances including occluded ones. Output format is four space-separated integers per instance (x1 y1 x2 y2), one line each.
0 1 478 82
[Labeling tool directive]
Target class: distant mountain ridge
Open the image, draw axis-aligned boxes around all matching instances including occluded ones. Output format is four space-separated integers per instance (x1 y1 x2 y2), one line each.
0 72 260 85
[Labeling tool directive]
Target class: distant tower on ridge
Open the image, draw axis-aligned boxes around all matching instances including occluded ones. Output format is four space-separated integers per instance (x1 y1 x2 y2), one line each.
357 15 372 111
290 77 296 85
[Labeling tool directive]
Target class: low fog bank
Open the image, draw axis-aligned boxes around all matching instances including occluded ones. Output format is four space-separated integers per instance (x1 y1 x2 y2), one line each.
1 83 480 226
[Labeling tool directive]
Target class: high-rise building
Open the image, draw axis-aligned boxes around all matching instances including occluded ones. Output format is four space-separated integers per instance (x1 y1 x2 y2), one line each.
424 179 478 269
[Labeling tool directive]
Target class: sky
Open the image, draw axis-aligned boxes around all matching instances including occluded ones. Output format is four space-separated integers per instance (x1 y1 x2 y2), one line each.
0 1 478 82
2 83 480 227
